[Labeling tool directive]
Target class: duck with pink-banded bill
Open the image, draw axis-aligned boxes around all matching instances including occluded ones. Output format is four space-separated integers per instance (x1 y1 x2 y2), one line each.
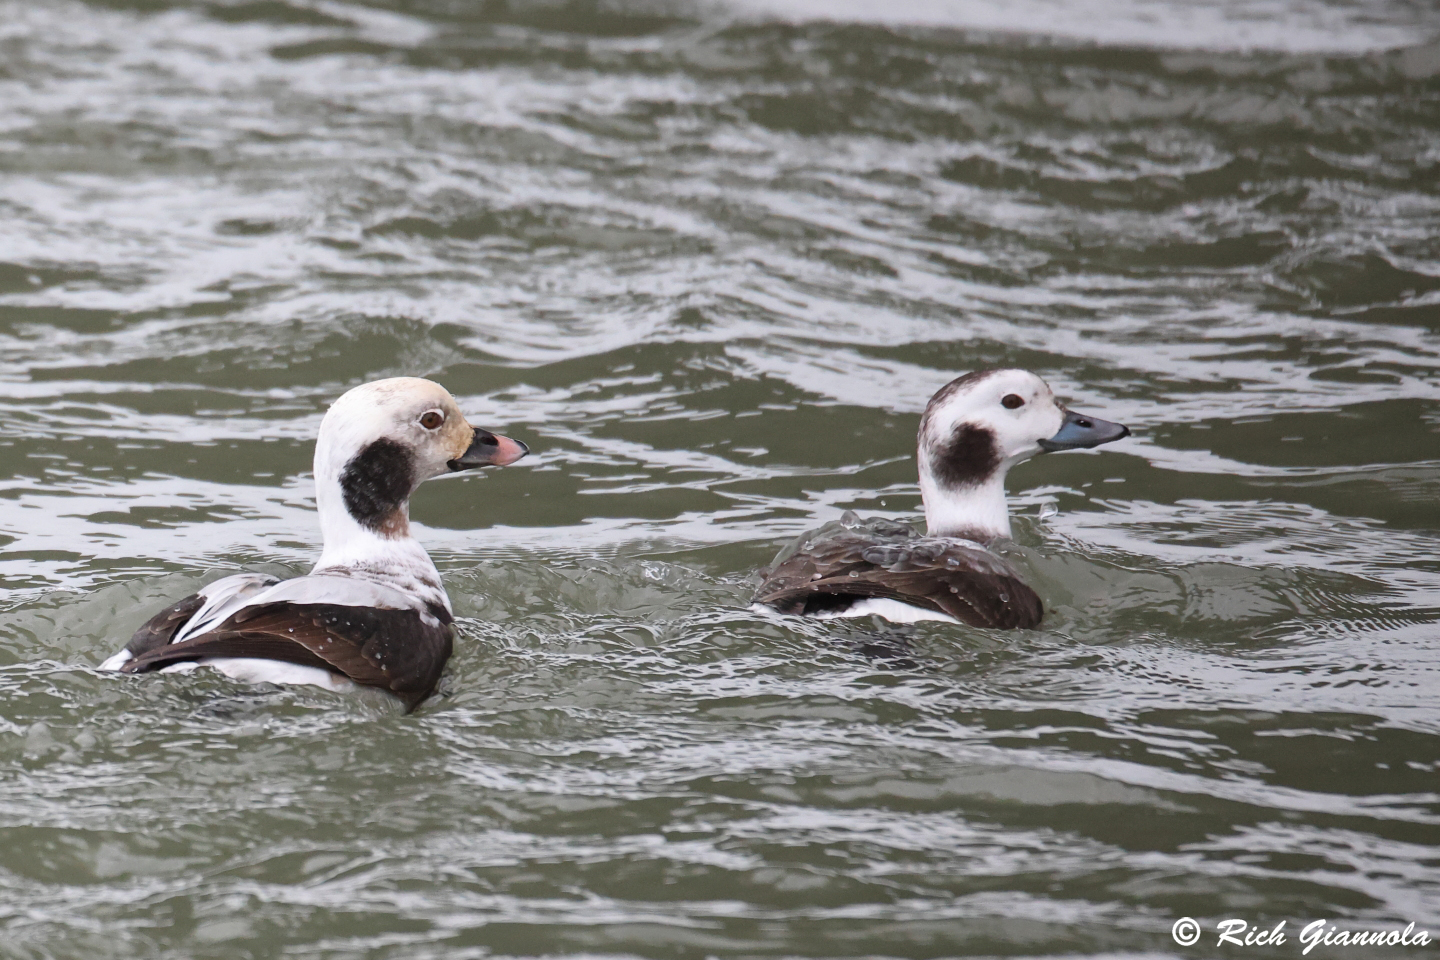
100 377 528 710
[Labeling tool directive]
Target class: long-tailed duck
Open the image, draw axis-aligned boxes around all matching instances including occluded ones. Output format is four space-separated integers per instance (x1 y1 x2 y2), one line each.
755 369 1129 629
100 377 528 710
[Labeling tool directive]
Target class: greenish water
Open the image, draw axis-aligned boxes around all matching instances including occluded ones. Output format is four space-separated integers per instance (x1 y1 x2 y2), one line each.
1 0 1439 957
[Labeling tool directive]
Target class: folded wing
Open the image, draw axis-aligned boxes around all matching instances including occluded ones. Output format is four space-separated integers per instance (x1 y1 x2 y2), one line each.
123 572 282 660
756 536 1043 630
120 601 454 710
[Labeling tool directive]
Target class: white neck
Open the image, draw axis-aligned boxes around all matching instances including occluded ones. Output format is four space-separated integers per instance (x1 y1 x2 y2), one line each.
308 445 449 611
313 489 424 570
918 468 1014 542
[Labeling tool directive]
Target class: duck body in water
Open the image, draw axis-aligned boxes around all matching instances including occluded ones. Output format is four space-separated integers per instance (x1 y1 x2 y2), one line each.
755 369 1129 629
100 377 528 710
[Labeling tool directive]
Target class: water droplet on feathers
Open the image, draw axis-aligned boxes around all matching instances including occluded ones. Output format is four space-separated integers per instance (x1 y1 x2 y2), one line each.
861 545 906 566
914 542 945 562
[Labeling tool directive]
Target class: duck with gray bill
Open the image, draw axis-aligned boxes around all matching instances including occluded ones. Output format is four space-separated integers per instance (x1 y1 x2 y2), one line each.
756 369 1130 629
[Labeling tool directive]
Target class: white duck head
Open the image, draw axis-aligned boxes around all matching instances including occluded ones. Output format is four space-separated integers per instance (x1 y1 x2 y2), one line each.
311 377 527 569
917 369 1128 542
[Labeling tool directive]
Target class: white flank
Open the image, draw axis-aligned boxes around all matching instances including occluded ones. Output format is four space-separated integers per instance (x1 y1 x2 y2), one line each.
168 657 356 691
815 598 961 624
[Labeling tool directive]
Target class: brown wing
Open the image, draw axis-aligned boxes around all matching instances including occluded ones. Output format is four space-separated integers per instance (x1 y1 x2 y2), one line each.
756 536 1043 630
125 593 207 659
121 602 454 711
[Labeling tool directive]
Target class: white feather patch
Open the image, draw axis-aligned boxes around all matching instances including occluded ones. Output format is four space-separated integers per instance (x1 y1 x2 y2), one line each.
99 650 133 672
168 657 357 691
245 575 418 611
170 572 283 646
815 598 961 624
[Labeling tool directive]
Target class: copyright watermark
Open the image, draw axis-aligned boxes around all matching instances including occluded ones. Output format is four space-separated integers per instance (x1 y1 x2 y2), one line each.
1171 918 1432 953
1172 917 1202 946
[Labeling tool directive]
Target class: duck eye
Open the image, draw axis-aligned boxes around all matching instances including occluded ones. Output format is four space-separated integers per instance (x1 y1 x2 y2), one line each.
419 410 445 430
1001 394 1025 410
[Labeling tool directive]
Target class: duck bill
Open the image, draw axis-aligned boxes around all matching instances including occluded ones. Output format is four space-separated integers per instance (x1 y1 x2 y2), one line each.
1038 409 1130 452
448 428 529 470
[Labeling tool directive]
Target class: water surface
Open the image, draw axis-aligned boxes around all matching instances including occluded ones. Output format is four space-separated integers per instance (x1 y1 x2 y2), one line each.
1 0 1438 956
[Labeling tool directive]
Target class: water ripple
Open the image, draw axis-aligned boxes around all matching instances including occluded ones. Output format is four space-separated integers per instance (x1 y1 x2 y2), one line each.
1 0 1439 956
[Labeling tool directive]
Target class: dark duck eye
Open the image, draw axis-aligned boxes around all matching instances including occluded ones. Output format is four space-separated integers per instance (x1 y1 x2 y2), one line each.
1001 394 1025 409
419 410 445 430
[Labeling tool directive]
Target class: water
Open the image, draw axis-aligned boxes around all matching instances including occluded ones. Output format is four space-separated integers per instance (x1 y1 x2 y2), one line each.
1 0 1438 956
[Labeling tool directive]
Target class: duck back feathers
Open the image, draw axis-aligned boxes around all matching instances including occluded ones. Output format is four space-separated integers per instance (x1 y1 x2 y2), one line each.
755 515 1042 630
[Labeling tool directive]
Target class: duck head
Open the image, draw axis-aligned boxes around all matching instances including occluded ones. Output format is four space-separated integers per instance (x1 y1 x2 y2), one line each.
312 377 528 548
917 369 1128 542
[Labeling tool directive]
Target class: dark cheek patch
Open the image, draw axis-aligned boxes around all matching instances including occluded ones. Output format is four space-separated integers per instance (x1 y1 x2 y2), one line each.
340 438 416 534
933 423 1001 488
